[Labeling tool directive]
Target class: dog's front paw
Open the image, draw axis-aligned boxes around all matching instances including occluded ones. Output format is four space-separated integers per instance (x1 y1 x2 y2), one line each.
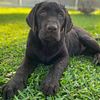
41 79 59 96
93 53 100 65
2 80 24 100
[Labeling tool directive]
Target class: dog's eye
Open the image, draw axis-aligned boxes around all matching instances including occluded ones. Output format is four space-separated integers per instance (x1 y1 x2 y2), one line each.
58 13 64 19
39 11 47 16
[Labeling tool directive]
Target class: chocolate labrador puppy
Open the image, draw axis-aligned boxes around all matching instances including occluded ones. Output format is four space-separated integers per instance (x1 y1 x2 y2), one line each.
2 2 100 100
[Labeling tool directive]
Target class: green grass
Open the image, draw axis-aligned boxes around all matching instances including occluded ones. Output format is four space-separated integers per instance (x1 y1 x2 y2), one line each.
0 8 100 100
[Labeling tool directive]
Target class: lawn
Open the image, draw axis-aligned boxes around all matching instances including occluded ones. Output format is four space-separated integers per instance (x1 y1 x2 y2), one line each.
0 8 100 100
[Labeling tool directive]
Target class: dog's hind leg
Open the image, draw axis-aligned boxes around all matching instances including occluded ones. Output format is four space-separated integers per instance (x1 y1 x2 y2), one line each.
79 35 100 54
75 27 100 64
79 34 100 64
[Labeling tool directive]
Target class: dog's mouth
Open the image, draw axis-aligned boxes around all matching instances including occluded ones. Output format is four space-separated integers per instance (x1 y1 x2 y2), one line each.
44 37 56 42
41 36 59 46
38 29 61 45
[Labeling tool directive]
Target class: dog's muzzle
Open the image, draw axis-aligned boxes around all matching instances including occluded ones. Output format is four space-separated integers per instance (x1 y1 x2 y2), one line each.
38 21 61 44
46 23 58 33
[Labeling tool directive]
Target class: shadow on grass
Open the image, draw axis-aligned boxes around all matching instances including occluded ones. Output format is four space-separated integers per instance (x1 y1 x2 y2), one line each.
0 13 100 24
0 13 27 24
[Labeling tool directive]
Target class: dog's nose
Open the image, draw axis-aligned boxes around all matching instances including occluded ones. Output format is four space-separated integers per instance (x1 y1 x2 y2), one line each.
47 24 57 32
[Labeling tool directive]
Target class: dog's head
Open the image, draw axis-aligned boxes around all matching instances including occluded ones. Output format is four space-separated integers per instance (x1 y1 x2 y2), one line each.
26 2 73 45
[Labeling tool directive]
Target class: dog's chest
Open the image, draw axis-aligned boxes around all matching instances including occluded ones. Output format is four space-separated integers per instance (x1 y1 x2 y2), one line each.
39 47 58 63
34 47 59 63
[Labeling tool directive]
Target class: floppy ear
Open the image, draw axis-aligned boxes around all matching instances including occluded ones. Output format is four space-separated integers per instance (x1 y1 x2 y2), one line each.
64 9 73 33
26 2 44 32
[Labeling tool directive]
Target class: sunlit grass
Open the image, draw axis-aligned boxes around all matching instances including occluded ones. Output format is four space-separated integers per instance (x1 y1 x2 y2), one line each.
69 9 100 15
0 7 100 15
0 7 30 14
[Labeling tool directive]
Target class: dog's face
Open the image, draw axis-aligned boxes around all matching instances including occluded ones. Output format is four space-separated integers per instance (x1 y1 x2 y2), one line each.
36 3 65 44
26 2 72 45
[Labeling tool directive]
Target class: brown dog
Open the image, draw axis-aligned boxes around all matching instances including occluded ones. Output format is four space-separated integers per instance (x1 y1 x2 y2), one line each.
2 2 100 100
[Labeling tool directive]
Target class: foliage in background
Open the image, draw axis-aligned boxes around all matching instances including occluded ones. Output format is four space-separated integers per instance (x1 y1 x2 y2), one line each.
0 8 100 100
78 0 95 15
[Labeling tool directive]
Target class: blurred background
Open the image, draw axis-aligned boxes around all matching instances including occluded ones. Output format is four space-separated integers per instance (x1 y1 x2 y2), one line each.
0 0 100 14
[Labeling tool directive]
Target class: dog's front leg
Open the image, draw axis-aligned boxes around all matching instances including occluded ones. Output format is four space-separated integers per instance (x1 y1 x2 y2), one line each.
2 56 35 100
41 52 69 95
